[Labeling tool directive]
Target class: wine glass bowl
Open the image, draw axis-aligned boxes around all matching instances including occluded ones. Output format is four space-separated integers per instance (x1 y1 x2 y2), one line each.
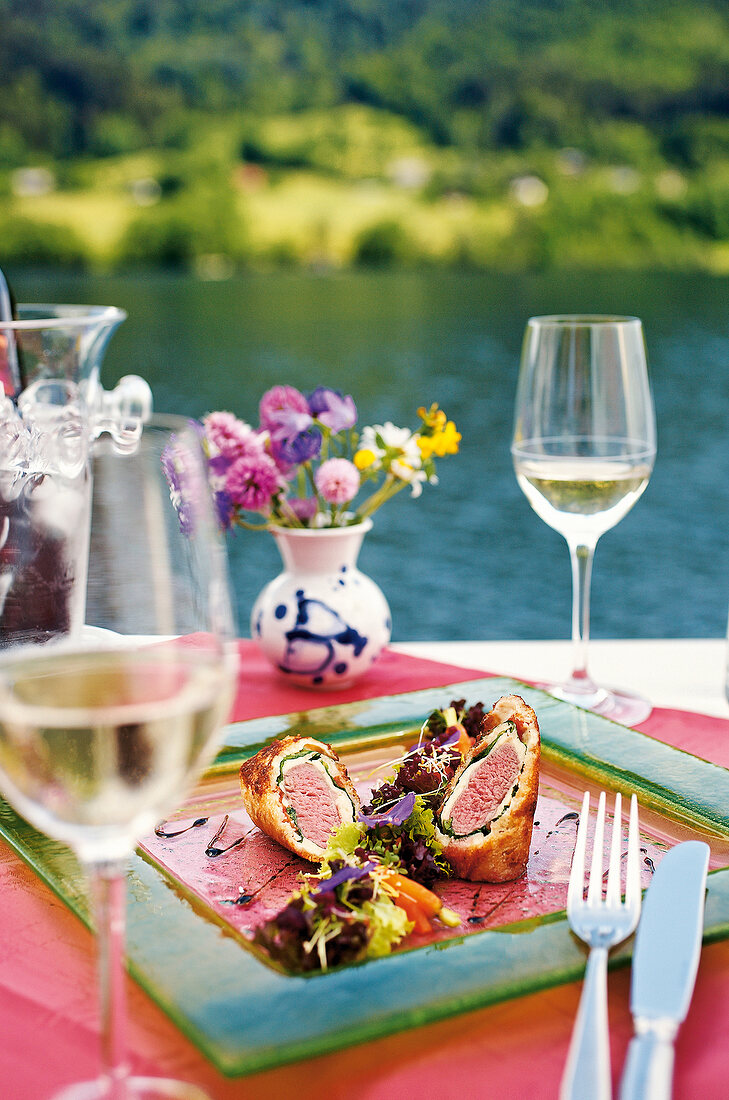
0 416 237 1098
0 640 232 865
512 316 656 724
512 436 654 542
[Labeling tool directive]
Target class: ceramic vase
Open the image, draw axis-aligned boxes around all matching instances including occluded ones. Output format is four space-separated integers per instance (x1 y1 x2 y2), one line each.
250 518 391 688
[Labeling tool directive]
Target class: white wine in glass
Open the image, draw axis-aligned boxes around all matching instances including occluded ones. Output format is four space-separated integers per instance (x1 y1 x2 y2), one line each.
0 416 238 1099
511 316 656 725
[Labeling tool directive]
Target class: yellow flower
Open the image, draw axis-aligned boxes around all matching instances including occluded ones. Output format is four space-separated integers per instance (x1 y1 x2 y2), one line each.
417 403 447 431
418 420 461 458
354 448 377 470
435 419 461 456
417 434 436 460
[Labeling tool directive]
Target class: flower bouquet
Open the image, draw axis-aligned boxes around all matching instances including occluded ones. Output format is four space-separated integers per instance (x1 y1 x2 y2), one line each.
201 385 460 532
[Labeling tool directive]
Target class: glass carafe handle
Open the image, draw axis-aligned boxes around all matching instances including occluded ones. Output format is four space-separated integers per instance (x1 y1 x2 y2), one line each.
93 375 153 453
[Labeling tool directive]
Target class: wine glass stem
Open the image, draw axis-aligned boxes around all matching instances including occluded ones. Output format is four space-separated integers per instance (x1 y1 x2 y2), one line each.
567 538 599 694
89 858 131 1098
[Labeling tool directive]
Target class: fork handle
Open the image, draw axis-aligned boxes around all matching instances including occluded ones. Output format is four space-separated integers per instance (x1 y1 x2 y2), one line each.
560 946 612 1100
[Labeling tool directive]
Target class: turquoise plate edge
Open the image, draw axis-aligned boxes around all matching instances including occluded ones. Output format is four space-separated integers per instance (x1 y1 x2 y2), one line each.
3 675 729 1077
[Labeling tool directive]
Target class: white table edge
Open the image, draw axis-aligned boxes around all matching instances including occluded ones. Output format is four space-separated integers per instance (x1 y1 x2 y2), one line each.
390 638 729 720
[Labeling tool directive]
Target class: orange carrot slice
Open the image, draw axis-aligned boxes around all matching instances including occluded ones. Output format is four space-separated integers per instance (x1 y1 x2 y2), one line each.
385 871 442 917
392 892 432 934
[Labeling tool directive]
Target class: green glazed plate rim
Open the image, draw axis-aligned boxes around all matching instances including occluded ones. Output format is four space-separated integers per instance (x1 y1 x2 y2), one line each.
3 675 729 1078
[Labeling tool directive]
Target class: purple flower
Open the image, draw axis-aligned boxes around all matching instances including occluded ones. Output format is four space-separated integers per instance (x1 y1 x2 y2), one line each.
214 489 235 530
315 457 360 505
308 387 357 432
286 496 318 522
208 452 235 477
260 388 320 471
270 427 322 467
259 386 310 434
311 862 376 895
269 407 314 440
359 791 416 827
225 452 281 513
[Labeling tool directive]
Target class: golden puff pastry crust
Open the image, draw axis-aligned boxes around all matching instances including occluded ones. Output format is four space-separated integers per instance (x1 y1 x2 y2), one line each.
435 694 540 882
239 734 360 861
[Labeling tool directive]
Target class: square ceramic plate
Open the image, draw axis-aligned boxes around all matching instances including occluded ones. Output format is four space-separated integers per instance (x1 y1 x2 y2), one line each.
3 675 729 1077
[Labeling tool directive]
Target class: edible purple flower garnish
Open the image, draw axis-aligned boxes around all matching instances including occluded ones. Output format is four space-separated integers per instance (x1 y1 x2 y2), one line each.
359 791 416 827
312 861 376 894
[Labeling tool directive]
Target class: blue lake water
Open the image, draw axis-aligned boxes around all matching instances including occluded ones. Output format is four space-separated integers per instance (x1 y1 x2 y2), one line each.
11 268 729 643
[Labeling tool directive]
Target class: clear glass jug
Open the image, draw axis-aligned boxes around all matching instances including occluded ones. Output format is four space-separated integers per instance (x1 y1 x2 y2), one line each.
0 305 152 644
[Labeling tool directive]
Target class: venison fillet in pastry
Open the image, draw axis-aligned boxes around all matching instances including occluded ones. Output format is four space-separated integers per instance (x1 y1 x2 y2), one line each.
239 735 360 861
434 694 540 882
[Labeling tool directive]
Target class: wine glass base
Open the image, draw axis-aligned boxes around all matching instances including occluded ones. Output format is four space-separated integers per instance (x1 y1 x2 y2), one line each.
52 1075 211 1100
537 681 653 727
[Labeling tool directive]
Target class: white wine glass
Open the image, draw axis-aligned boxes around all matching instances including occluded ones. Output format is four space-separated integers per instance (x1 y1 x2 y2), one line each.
511 315 656 725
0 415 238 1099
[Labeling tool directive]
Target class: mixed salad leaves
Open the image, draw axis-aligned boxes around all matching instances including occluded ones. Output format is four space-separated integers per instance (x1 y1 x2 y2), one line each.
253 699 485 972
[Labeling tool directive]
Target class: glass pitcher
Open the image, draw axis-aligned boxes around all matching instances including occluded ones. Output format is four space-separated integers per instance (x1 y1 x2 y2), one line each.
0 305 152 644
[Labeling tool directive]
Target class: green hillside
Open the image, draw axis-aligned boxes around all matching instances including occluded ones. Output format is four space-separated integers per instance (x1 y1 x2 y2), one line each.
3 0 729 272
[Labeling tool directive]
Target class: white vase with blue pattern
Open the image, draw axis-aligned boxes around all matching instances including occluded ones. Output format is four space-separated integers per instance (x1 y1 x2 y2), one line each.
251 518 392 688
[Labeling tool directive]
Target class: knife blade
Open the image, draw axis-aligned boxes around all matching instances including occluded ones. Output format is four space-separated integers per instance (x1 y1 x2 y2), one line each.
619 840 710 1100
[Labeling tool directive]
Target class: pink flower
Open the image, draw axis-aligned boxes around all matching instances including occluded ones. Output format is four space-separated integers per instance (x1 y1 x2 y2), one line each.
315 458 360 505
224 452 281 514
203 411 264 459
259 386 310 434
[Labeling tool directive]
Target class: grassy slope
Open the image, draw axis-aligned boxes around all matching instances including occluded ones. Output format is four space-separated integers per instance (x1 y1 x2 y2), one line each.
4 104 729 274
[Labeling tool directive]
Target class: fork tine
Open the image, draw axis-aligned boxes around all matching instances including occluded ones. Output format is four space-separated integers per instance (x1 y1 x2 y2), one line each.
586 790 606 905
605 792 623 907
624 793 641 910
567 791 591 911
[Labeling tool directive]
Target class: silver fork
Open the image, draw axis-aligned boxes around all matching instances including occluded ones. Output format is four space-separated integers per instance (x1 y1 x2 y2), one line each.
560 790 642 1100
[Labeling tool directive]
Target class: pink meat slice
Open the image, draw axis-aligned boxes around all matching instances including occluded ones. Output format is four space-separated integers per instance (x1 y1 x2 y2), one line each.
448 741 522 836
282 761 344 847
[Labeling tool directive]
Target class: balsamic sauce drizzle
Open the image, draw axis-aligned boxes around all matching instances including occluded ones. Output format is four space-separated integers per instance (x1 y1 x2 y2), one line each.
553 811 580 827
467 884 518 925
154 817 209 839
222 892 254 906
205 814 247 858
220 857 299 908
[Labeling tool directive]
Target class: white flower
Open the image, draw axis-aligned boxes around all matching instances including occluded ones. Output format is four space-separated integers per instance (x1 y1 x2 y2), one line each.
390 460 428 496
362 422 423 469
358 424 385 465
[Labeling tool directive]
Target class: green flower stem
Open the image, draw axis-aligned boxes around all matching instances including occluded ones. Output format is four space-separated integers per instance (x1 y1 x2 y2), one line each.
233 516 273 531
275 498 307 527
354 475 408 520
304 461 329 516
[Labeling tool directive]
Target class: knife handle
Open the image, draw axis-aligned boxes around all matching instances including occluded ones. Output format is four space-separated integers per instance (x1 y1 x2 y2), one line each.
619 1030 675 1100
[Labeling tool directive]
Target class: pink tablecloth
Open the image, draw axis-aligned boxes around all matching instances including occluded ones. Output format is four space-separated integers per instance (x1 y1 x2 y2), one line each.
2 643 729 1099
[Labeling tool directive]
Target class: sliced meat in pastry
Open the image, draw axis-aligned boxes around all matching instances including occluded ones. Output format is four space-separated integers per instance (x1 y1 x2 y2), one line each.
434 694 540 882
239 734 360 861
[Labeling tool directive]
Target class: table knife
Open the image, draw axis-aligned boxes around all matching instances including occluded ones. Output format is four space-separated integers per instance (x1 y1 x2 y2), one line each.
619 840 710 1100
